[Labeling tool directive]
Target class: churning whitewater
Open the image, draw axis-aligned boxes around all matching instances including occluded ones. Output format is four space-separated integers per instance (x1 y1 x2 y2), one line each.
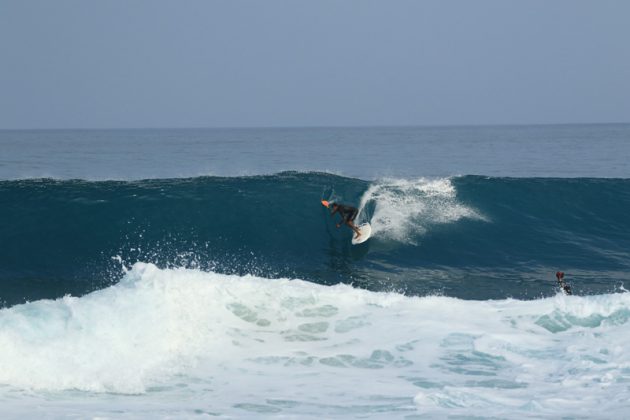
1 263 630 418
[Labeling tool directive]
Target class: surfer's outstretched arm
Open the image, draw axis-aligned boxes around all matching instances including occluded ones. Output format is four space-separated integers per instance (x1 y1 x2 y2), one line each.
330 205 339 226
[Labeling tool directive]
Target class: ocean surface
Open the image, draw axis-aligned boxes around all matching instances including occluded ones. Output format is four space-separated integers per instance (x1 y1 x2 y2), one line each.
1 124 630 418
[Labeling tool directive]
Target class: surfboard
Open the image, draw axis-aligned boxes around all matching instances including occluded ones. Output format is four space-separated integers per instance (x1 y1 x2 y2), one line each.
351 223 372 245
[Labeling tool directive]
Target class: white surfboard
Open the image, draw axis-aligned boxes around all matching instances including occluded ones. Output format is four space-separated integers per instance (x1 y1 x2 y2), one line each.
351 223 372 245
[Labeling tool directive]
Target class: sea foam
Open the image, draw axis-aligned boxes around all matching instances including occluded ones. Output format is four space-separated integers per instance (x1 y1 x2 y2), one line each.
1 264 629 417
357 177 485 243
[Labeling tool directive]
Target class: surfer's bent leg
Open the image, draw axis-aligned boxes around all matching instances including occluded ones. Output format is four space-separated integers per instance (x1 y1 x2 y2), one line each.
345 209 360 237
346 220 361 237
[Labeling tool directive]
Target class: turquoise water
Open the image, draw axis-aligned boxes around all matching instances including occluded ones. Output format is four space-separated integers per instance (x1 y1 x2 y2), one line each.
1 124 630 418
1 173 629 307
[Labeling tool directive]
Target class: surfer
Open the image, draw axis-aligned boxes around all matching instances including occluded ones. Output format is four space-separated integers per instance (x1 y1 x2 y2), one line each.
322 201 361 239
555 271 572 295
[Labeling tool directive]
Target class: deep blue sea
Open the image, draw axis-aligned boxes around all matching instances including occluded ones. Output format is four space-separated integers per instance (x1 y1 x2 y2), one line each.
1 124 630 418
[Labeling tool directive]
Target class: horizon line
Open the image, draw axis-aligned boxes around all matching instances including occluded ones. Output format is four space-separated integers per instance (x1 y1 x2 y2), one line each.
1 121 629 131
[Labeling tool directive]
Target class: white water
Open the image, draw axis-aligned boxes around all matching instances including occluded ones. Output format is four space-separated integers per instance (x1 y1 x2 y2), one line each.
1 263 630 418
358 177 485 244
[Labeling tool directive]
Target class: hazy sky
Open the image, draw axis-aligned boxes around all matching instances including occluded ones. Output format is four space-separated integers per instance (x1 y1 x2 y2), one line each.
1 1 629 128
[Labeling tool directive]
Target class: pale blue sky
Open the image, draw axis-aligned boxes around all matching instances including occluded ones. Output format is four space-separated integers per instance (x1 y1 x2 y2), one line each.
1 0 629 128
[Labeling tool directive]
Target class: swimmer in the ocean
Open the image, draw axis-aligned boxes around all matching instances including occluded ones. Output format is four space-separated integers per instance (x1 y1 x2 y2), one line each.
556 271 572 295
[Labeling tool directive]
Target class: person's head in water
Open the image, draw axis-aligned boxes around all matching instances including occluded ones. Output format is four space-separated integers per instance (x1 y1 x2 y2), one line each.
556 271 572 295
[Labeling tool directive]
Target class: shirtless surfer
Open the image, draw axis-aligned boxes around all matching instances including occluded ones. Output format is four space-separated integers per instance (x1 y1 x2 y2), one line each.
322 201 361 239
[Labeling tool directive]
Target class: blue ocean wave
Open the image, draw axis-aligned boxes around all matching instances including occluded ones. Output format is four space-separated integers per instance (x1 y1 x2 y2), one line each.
1 172 629 306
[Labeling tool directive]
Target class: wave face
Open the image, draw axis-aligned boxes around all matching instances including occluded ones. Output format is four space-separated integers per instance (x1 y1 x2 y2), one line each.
1 263 630 418
2 173 630 306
